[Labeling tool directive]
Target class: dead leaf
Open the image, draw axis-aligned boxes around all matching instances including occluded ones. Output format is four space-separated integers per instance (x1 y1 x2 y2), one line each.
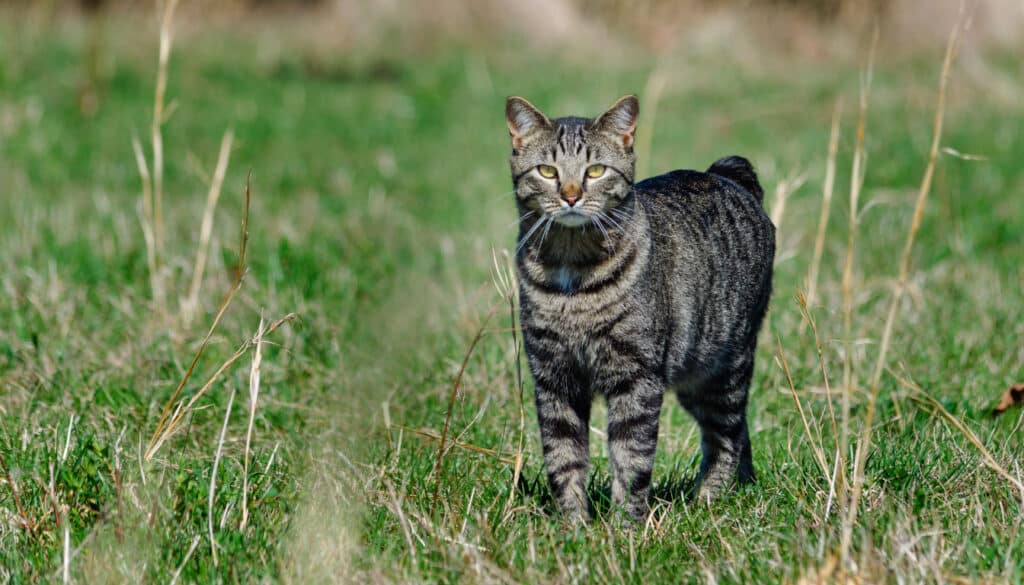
992 383 1024 416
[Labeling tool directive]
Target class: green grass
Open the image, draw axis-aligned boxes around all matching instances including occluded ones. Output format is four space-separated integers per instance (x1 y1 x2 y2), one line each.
1 12 1022 583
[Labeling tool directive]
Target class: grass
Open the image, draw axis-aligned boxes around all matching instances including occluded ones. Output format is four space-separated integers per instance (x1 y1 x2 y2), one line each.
1 9 1023 583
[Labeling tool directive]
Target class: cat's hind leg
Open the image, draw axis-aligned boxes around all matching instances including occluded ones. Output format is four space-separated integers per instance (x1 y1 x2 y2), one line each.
679 357 755 501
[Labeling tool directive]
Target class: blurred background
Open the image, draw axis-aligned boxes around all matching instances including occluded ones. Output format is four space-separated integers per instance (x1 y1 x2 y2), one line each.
1 1 1022 582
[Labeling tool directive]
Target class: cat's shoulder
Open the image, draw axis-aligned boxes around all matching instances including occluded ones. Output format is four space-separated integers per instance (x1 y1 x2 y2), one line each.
635 157 764 206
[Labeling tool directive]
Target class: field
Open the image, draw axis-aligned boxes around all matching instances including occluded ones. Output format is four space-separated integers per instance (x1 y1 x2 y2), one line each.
1 7 1022 583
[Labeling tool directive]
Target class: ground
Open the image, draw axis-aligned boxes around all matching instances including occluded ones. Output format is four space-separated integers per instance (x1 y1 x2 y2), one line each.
0 10 1022 584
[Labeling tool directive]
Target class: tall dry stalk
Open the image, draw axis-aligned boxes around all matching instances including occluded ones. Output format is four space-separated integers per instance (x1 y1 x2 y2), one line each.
769 173 807 232
146 177 251 461
636 67 668 180
430 307 497 515
803 99 843 323
152 0 179 270
838 32 877 557
493 249 526 518
185 130 234 323
841 14 965 561
132 134 161 305
132 0 178 311
797 292 839 444
777 337 830 480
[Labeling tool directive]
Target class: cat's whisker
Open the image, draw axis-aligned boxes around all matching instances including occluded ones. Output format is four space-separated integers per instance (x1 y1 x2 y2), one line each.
539 216 554 248
515 216 547 254
608 207 631 223
593 215 615 254
597 210 624 232
507 210 536 230
592 215 605 243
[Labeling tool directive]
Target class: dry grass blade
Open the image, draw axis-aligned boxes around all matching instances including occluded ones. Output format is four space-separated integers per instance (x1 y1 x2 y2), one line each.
148 312 296 460
843 12 964 560
777 337 830 480
185 129 234 323
170 535 202 585
145 175 251 461
770 172 807 230
0 452 33 531
131 133 161 305
430 307 497 515
113 427 125 544
209 385 236 567
385 478 417 562
803 98 843 322
241 314 266 531
863 11 964 424
493 249 527 517
62 520 70 585
152 0 179 263
894 372 1024 498
393 425 516 465
797 292 841 454
636 67 668 180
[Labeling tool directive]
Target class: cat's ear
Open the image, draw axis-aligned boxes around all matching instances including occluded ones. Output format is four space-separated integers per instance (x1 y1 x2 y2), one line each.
593 95 639 150
506 96 551 149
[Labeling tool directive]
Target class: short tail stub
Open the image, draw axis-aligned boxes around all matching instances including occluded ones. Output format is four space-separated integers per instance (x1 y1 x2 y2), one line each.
707 156 764 204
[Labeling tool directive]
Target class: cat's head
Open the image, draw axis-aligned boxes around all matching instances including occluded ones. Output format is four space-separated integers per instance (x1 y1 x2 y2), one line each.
506 95 638 228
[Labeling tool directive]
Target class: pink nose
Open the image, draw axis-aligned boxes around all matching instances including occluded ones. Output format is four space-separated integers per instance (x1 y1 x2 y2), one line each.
561 183 581 206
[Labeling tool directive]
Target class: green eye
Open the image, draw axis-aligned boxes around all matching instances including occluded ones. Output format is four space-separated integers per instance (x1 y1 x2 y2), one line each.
537 165 558 179
586 164 606 179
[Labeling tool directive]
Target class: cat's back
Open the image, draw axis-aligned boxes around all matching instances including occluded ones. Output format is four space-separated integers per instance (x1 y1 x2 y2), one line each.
635 158 775 307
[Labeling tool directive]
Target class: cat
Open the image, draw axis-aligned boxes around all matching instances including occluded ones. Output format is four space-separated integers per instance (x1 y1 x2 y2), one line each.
506 95 775 522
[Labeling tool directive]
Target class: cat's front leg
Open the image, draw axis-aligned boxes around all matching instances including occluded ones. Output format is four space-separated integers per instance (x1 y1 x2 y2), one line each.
606 376 664 522
534 379 592 523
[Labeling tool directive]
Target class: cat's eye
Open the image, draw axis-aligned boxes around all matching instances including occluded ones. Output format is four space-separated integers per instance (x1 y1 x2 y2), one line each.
537 165 558 179
586 164 606 179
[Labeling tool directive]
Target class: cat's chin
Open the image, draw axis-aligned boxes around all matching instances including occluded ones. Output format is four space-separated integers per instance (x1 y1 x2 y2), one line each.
552 212 592 228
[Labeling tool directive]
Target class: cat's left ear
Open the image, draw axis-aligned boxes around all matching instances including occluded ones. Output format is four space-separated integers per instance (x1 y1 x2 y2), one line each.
593 95 639 150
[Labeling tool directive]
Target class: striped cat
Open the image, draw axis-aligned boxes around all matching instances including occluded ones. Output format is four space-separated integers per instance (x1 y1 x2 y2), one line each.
506 95 775 522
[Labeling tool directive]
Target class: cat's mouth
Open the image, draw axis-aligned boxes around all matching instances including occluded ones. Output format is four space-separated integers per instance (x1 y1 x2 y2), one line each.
552 209 592 228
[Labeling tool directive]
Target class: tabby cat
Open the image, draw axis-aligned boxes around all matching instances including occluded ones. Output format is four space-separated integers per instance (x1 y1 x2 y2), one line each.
506 95 775 522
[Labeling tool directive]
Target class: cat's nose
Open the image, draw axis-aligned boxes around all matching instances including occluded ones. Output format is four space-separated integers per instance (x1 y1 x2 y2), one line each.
560 182 582 207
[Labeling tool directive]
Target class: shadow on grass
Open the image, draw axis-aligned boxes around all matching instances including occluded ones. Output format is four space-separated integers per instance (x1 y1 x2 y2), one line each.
513 460 706 520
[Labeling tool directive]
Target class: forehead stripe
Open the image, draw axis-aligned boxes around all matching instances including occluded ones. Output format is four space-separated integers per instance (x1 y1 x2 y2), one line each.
513 169 533 183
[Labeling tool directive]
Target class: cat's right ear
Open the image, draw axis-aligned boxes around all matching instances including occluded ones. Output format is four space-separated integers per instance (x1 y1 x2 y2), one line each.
506 97 550 150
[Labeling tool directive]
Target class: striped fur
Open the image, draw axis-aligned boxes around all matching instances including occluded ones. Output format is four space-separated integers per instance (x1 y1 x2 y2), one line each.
506 96 775 522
